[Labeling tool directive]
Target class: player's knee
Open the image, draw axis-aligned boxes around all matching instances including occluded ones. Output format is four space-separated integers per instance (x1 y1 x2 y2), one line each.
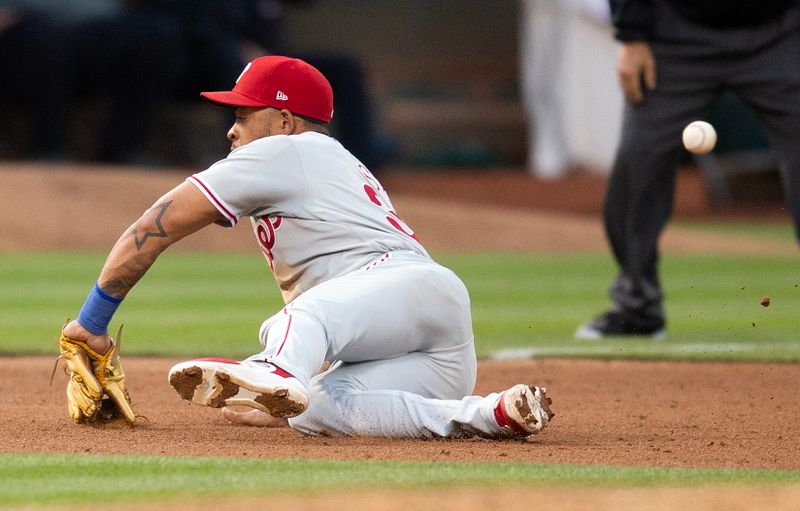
288 377 354 436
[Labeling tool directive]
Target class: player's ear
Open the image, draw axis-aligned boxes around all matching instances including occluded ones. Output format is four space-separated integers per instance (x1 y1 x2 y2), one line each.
279 109 295 133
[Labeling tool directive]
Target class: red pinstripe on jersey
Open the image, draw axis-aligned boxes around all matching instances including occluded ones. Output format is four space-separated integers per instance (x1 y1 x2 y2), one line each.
363 252 391 271
273 308 294 357
187 175 238 226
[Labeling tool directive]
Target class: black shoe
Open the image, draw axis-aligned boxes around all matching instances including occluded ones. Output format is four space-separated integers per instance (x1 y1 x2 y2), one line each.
575 310 666 340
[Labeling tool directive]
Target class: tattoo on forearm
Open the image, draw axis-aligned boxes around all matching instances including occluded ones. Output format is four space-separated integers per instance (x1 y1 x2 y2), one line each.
102 226 162 297
131 200 173 250
100 277 139 298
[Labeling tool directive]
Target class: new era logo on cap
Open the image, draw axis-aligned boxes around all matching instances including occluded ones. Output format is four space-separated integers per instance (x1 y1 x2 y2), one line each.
199 56 334 124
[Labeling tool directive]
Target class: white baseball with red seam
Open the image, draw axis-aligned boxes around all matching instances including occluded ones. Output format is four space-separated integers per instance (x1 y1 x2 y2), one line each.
682 121 717 154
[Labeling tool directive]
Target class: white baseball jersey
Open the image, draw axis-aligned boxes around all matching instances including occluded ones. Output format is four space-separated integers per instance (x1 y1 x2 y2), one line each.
187 132 429 303
186 131 494 438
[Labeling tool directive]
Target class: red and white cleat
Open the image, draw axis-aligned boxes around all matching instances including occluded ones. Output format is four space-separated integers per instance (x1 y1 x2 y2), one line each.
168 358 308 418
494 384 554 437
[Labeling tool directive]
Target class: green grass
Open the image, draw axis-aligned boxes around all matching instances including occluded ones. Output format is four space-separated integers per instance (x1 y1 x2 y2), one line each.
0 251 280 358
672 218 795 242
445 252 800 361
1 250 799 361
2 453 798 507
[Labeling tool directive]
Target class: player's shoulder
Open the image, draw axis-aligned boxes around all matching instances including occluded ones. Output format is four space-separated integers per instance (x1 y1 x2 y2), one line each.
288 131 337 149
235 134 293 153
222 135 302 167
235 132 333 154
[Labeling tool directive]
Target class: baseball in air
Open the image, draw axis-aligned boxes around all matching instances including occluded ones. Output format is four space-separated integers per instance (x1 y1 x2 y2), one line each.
682 121 717 154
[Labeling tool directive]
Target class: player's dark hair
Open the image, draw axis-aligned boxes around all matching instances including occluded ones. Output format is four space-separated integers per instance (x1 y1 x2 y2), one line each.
295 114 330 135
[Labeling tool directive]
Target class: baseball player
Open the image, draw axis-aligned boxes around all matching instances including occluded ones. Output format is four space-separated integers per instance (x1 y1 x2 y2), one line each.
58 56 553 438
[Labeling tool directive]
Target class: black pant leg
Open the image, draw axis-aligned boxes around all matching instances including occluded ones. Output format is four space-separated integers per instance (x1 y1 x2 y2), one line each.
729 27 800 242
604 42 719 319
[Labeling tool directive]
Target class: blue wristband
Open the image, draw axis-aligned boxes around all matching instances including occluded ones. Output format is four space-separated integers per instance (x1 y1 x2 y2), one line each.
77 283 123 335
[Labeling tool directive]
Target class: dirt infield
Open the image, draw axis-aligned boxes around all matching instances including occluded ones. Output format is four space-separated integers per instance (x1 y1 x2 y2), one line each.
3 163 799 508
8 356 798 471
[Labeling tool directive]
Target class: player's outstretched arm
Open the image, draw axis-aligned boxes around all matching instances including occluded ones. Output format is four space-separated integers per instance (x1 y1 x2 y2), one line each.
63 181 224 348
57 181 224 425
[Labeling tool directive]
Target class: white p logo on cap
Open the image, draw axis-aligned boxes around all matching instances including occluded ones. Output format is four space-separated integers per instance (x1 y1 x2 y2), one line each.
236 62 252 84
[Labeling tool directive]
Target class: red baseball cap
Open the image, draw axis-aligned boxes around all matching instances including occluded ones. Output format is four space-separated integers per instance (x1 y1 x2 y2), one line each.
200 56 334 123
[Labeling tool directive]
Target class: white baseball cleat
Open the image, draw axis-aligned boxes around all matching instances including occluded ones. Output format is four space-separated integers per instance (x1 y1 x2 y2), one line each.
494 384 554 437
168 358 308 418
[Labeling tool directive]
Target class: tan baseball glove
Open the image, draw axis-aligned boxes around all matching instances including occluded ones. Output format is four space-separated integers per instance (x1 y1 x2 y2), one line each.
56 325 136 425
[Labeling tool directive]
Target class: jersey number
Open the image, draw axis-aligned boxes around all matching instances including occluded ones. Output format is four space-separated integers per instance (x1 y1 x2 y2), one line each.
358 165 416 239
255 215 283 271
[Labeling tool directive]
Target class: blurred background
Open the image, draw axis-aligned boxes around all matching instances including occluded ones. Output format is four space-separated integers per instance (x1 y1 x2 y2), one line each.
1 0 797 361
0 0 785 209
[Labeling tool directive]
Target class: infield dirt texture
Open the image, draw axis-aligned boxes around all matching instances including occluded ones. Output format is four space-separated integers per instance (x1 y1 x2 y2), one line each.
3 164 799 510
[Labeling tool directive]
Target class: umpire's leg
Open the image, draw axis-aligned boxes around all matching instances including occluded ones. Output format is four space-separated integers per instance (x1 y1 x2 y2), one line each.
603 41 719 323
731 24 800 242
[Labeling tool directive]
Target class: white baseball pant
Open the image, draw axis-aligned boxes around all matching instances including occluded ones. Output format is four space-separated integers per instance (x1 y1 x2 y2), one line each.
247 251 506 438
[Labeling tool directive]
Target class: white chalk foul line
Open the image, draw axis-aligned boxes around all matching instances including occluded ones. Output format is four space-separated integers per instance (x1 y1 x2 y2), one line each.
489 342 800 360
